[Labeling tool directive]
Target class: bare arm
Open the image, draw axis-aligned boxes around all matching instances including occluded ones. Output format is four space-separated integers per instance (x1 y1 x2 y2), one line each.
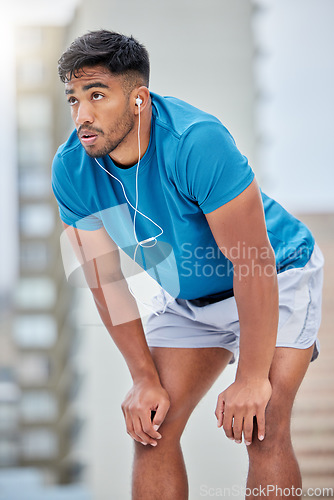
62 223 170 445
205 179 279 444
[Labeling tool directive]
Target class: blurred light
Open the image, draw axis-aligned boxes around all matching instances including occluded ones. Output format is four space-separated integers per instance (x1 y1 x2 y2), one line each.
20 428 58 459
13 314 57 348
17 354 51 385
5 0 81 26
20 241 52 271
20 391 58 422
19 171 52 198
17 95 52 129
14 278 56 310
0 383 20 402
20 203 55 237
0 19 18 294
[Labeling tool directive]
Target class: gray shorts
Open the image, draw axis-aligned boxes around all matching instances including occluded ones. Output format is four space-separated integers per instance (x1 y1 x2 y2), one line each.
144 244 324 363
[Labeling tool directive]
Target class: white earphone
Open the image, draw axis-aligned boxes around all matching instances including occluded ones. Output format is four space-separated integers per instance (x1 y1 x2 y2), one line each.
94 94 174 315
95 95 163 247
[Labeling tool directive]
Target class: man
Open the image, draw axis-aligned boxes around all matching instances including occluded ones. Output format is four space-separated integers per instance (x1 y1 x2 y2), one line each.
52 30 323 499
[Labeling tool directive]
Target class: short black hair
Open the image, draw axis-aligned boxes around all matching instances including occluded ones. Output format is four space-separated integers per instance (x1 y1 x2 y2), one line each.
58 30 150 87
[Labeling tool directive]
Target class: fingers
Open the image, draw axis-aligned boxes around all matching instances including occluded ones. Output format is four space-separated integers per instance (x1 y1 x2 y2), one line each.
133 414 161 447
215 394 225 428
152 399 170 432
256 409 266 442
231 414 243 443
141 409 163 442
121 393 170 447
243 414 255 445
222 411 234 440
122 407 144 444
215 380 271 445
219 410 254 445
122 406 162 446
215 398 264 445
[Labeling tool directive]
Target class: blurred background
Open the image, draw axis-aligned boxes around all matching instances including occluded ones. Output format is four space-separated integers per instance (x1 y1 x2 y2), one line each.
0 0 333 498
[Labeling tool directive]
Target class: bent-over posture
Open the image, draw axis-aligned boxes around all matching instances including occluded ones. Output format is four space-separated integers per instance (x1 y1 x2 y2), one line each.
52 30 324 499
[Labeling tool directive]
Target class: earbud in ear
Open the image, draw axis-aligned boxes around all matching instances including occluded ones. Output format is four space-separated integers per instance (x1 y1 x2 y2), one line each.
135 96 143 106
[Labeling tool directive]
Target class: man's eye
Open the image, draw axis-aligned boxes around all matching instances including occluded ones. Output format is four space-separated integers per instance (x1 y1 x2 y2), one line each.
67 97 78 106
92 93 103 101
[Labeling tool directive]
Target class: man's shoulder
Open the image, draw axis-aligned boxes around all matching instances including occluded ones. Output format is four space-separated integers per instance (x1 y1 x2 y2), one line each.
150 92 223 139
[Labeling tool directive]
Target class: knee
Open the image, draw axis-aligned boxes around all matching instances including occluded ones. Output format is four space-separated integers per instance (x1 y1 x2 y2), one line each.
157 405 190 442
147 391 197 447
133 412 186 456
247 397 293 458
247 428 291 459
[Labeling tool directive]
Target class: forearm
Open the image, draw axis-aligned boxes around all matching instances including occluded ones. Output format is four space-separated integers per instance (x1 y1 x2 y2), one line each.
91 271 170 446
91 276 160 384
63 225 169 445
233 252 279 381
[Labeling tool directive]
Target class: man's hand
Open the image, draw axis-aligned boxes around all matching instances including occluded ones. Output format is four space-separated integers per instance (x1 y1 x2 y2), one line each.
215 377 272 445
122 378 170 446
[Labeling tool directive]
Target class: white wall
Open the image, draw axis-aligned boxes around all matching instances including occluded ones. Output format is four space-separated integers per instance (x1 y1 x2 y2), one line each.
253 0 334 213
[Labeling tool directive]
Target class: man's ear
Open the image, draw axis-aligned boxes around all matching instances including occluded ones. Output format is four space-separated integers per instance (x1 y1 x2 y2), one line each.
133 86 150 114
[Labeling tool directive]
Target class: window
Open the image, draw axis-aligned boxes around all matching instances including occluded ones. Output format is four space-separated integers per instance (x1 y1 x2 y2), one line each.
17 59 47 87
20 203 55 237
13 314 57 348
17 354 51 385
20 241 52 271
19 171 52 198
21 429 58 459
0 403 19 432
0 439 19 466
18 131 52 169
17 95 52 129
0 369 18 410
0 367 15 383
14 278 56 310
20 391 57 422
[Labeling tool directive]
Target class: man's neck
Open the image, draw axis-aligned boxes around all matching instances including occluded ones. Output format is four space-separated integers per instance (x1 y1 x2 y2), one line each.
109 103 152 168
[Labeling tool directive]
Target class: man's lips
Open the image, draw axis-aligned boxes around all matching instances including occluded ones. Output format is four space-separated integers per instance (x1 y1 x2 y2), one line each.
80 133 98 144
78 128 101 145
78 127 103 144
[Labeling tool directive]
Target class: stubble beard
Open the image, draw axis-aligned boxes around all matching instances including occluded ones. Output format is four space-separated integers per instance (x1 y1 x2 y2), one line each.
81 106 136 159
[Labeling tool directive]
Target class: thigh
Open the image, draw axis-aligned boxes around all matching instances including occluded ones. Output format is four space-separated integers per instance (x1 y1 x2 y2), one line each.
150 346 233 434
269 344 314 410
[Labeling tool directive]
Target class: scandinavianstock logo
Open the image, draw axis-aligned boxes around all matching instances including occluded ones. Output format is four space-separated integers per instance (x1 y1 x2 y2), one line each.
59 205 180 325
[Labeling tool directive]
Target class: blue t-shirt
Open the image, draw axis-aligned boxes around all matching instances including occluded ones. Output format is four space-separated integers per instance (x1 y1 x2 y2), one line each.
52 92 314 300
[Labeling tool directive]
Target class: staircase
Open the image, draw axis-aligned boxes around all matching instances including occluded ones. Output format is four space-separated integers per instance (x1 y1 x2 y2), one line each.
291 215 334 497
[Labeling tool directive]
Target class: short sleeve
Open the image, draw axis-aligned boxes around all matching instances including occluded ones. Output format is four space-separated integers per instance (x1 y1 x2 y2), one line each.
176 121 255 214
51 153 103 230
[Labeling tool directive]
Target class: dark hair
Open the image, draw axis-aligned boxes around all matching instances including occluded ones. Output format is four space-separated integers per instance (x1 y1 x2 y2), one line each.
58 30 150 87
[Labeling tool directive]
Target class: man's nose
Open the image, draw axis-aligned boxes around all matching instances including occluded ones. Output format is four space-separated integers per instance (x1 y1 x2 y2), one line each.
76 102 94 125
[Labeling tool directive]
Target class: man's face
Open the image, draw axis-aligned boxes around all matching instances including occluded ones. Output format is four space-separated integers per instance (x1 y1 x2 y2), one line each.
65 66 135 158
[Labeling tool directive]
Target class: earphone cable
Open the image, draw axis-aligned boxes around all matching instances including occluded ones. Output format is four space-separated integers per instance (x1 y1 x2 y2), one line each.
93 98 175 316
